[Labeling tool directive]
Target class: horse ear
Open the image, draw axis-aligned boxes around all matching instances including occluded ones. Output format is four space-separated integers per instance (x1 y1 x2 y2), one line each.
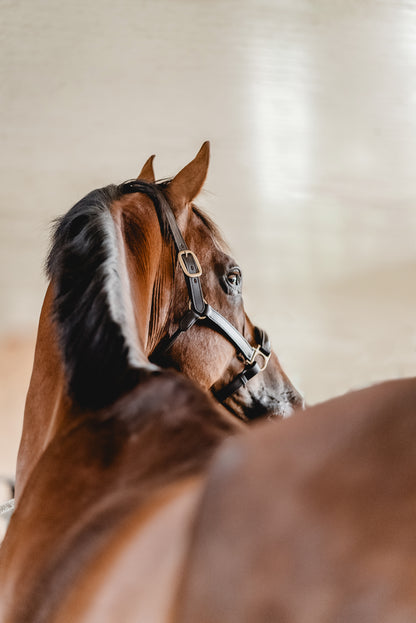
137 155 156 182
166 141 210 211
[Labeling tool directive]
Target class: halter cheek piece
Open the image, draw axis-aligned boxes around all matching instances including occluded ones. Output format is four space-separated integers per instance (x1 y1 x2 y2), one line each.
122 182 271 405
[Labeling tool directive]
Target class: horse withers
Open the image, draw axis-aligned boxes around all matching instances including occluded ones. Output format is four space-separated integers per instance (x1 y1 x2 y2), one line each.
15 142 302 501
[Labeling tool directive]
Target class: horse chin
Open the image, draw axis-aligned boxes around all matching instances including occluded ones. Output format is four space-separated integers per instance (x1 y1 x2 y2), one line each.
221 390 298 423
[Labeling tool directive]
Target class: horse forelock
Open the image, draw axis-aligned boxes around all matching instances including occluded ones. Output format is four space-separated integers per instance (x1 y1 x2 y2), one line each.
191 205 230 254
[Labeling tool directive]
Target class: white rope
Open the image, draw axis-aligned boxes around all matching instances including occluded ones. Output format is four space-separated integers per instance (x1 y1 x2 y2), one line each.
0 499 14 516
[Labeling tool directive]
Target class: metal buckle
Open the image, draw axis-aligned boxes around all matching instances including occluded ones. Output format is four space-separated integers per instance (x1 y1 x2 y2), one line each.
178 250 202 278
247 345 271 372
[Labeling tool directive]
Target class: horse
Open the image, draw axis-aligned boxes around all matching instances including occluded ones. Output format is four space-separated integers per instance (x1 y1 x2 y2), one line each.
2 144 412 621
15 141 302 502
0 143 302 621
175 376 416 622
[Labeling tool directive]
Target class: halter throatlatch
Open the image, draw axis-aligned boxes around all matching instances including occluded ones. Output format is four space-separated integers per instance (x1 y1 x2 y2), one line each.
122 181 272 411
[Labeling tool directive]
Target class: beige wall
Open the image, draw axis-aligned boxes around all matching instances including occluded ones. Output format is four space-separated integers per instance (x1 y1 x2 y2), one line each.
1 0 415 476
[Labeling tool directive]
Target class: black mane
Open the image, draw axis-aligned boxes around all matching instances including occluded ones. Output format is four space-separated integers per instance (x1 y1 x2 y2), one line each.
46 181 170 410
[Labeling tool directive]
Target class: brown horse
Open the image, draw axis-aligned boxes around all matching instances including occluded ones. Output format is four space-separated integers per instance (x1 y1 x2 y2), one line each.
0 143 301 621
15 141 302 501
2 145 413 621
175 376 416 622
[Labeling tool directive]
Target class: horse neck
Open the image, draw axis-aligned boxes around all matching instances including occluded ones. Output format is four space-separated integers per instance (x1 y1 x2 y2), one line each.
16 194 170 499
16 284 69 501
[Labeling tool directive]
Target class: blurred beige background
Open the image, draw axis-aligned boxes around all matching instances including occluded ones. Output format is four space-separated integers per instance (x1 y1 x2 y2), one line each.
1 0 415 479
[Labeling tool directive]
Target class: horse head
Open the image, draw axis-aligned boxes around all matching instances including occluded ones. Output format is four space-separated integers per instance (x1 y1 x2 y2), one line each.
143 143 303 421
16 142 302 498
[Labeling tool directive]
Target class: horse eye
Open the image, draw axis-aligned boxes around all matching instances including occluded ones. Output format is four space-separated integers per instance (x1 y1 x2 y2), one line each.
226 268 242 289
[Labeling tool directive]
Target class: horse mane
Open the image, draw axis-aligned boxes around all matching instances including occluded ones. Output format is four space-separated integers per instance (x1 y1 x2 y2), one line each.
46 182 170 410
46 179 227 411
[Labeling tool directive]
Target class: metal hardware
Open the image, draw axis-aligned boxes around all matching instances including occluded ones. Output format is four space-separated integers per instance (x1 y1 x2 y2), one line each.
247 346 271 372
188 299 207 319
178 250 202 278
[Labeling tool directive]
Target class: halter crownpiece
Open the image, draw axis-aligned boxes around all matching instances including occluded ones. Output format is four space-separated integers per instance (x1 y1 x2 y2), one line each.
122 181 272 414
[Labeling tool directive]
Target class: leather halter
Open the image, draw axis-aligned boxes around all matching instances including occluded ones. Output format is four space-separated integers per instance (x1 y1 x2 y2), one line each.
121 181 272 408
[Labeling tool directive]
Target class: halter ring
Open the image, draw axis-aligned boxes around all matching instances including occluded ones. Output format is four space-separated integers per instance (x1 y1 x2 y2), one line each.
188 298 207 320
247 346 271 372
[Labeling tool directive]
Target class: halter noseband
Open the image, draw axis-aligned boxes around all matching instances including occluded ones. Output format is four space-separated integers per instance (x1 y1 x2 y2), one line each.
122 181 272 409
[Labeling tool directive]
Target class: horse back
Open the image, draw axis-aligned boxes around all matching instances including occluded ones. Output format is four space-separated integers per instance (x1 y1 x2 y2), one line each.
175 377 416 623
